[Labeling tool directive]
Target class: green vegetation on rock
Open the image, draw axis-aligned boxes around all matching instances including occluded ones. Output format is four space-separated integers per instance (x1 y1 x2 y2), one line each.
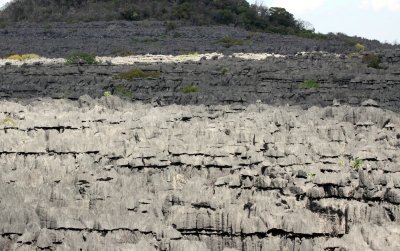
181 84 199 94
103 91 112 97
115 69 161 80
355 43 365 52
362 54 384 69
0 118 16 126
65 52 98 65
352 158 364 170
0 0 317 38
114 84 133 98
300 80 320 89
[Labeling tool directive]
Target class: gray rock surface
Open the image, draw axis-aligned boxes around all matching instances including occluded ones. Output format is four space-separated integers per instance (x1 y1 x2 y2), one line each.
0 21 398 58
1 20 400 251
0 96 399 250
1 53 400 112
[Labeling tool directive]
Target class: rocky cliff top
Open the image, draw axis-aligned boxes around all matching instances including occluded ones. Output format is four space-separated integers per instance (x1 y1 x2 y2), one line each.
1 11 400 251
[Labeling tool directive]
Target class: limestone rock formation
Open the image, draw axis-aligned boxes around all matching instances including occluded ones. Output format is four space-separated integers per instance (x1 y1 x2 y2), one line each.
0 21 395 58
0 97 399 250
1 19 400 251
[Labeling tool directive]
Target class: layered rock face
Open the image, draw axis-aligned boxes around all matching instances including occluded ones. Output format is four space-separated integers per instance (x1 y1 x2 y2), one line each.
1 52 400 112
0 21 396 58
0 97 400 251
1 21 400 251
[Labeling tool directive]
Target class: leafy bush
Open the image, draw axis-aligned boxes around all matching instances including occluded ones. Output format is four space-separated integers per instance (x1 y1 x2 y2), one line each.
362 54 383 69
300 80 320 89
219 36 243 48
115 69 161 80
5 53 40 61
65 52 98 65
182 84 200 94
172 2 192 20
0 0 324 40
214 9 235 24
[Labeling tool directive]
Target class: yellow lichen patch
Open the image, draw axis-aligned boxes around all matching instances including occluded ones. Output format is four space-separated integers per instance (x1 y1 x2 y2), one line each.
5 54 40 61
0 118 16 127
176 52 199 60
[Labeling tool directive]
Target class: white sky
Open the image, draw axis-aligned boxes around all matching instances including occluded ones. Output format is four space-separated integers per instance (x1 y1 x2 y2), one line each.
1 0 399 43
249 0 400 43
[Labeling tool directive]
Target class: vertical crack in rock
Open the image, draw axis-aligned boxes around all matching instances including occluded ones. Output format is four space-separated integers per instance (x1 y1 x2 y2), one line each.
0 96 400 250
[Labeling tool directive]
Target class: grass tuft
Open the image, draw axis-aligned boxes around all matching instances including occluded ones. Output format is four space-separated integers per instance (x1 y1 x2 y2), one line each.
115 69 161 80
65 52 98 65
300 80 320 89
352 158 364 170
182 84 200 94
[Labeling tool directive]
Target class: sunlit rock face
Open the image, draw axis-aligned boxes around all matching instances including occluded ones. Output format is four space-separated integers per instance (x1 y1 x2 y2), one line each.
0 96 399 251
1 21 400 251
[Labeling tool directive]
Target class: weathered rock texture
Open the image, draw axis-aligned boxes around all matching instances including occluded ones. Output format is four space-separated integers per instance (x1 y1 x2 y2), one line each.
1 53 400 111
0 97 400 251
1 21 400 251
0 21 397 58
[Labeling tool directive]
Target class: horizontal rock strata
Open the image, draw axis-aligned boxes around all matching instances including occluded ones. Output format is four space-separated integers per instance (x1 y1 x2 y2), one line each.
0 97 399 250
0 21 397 58
1 53 400 112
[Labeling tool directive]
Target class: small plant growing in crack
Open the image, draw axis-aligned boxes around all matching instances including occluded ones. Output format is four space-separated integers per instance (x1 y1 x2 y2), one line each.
65 52 98 65
0 118 16 127
300 80 320 89
115 69 161 80
114 84 133 99
308 172 316 180
337 159 345 168
103 91 112 97
221 67 229 75
181 84 200 94
351 158 364 170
